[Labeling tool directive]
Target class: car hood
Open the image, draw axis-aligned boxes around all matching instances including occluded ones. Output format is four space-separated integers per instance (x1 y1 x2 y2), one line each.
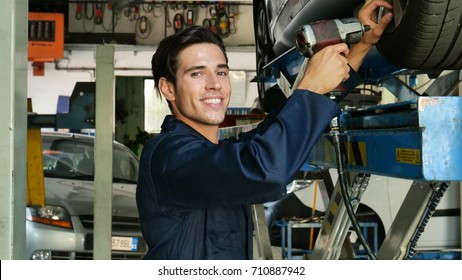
43 177 139 218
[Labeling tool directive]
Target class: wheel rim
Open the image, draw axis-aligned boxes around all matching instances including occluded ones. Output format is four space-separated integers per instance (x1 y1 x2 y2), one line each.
386 0 407 32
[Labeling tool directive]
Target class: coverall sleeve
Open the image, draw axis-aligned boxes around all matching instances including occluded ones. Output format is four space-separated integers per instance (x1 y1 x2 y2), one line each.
151 89 341 209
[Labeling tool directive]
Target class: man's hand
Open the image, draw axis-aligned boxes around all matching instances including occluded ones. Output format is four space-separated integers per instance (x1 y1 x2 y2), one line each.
348 0 394 71
359 0 394 47
297 43 350 94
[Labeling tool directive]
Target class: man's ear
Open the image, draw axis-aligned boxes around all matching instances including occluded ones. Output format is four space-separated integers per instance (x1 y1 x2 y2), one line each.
159 77 175 101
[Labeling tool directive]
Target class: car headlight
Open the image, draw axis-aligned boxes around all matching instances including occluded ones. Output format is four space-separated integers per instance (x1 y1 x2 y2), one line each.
26 205 73 229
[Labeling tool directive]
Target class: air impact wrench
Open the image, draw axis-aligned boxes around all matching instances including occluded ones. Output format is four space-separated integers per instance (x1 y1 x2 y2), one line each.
290 18 370 100
295 18 370 58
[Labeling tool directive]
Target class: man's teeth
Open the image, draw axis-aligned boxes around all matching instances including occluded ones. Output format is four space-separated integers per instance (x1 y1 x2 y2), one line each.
203 98 221 104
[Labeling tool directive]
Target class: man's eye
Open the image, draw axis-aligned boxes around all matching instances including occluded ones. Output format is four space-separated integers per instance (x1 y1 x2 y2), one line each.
191 72 202 77
217 71 228 76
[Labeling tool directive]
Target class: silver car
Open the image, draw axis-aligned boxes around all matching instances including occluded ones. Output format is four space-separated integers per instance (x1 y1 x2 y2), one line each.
26 131 147 260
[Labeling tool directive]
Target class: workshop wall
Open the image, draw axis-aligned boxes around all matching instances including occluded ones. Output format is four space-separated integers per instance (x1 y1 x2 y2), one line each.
67 2 255 47
27 1 258 143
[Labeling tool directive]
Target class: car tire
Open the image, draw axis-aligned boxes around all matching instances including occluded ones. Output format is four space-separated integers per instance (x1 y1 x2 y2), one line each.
254 0 287 113
377 0 462 70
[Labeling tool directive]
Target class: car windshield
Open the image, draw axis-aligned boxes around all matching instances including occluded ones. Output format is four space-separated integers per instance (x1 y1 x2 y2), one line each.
42 135 138 183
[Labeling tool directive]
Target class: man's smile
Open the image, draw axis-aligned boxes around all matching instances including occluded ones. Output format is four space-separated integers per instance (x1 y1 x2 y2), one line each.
201 98 223 105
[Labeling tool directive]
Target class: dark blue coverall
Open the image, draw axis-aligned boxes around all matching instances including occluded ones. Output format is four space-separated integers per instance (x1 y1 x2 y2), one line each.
136 82 358 259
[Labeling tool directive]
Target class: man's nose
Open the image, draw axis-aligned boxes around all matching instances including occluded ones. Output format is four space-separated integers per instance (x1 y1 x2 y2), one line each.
206 74 222 89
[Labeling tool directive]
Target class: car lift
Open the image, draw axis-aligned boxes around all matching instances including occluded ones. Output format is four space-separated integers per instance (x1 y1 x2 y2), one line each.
258 46 461 259
26 82 96 209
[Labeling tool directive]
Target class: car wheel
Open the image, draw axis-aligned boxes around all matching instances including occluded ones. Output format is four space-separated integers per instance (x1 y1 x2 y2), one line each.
377 0 462 70
254 0 287 113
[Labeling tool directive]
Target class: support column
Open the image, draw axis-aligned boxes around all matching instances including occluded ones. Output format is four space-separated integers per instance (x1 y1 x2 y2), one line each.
0 0 28 260
93 45 115 260
459 70 461 259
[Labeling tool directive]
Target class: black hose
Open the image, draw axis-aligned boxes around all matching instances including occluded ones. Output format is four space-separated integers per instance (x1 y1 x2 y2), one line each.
332 131 377 260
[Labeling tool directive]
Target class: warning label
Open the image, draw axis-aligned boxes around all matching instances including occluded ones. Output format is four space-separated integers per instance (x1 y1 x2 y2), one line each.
396 148 421 165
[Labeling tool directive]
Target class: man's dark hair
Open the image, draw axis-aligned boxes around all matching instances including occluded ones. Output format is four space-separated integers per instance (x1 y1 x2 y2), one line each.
151 26 228 98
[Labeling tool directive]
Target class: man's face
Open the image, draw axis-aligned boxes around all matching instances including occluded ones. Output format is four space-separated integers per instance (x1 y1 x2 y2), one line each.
166 43 231 128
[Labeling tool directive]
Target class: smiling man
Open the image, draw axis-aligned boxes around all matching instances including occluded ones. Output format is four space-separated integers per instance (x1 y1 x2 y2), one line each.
158 42 231 142
136 1 392 260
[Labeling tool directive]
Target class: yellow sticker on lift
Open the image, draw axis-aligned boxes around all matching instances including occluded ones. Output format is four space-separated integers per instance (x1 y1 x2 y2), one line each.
396 148 421 165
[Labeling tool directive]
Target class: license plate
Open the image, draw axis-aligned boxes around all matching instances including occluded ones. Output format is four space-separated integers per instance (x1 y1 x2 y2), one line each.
111 236 138 251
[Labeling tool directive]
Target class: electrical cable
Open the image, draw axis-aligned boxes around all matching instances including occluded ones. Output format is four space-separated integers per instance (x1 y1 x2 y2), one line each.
142 3 153 13
102 3 120 32
84 0 94 20
209 3 218 18
331 129 377 260
123 6 130 18
82 5 96 33
164 3 171 38
152 2 163 18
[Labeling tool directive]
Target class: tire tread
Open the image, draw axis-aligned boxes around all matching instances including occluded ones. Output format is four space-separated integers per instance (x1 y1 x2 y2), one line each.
377 0 462 70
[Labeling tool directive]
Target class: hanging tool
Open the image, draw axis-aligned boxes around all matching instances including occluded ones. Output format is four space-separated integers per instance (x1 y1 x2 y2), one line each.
173 13 184 33
203 18 211 29
94 3 103 25
209 3 218 18
170 1 179 11
185 6 196 26
295 18 370 58
228 4 237 34
218 2 229 38
75 3 83 20
123 6 131 18
219 12 229 38
134 4 140 20
139 16 148 33
136 15 151 39
209 17 218 34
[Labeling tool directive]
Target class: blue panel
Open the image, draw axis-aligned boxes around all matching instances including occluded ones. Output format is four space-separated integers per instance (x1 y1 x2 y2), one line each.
307 96 462 181
419 97 462 181
345 130 422 179
57 95 70 113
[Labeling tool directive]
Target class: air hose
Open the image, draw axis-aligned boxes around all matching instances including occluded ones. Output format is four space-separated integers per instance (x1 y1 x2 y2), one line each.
331 126 377 260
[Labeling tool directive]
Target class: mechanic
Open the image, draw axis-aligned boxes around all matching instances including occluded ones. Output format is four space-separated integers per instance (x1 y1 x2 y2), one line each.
136 0 393 260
